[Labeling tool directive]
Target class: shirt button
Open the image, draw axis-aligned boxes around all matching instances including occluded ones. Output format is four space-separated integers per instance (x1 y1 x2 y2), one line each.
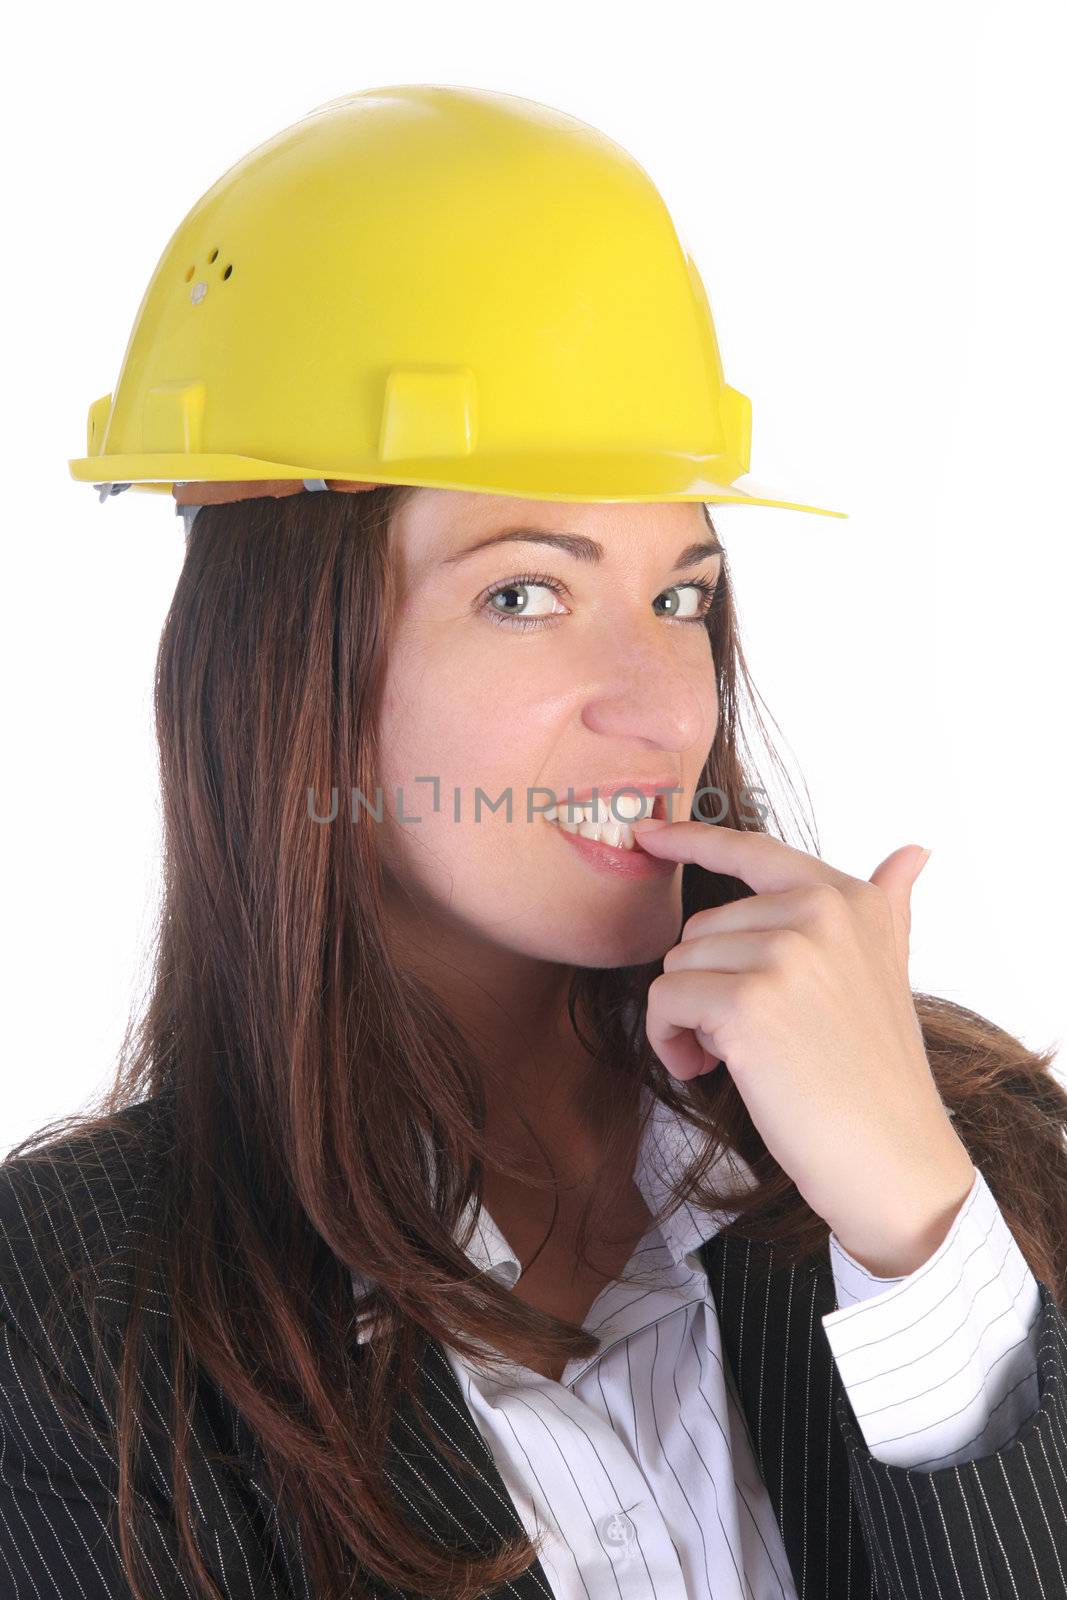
598 1510 636 1550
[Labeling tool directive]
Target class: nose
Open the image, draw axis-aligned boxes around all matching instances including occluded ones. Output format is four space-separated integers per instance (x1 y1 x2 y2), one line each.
575 618 715 754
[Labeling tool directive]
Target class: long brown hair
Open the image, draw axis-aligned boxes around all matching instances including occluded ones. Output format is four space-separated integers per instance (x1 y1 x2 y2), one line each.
6 484 1066 1600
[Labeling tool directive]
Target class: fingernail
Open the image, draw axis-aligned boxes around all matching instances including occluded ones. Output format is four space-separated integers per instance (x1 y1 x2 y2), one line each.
631 817 668 831
917 846 932 869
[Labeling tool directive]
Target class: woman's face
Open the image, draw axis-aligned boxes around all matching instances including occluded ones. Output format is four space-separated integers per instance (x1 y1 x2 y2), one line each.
375 489 720 972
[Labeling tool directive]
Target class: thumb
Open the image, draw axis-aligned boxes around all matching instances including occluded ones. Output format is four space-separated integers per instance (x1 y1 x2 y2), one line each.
869 844 932 952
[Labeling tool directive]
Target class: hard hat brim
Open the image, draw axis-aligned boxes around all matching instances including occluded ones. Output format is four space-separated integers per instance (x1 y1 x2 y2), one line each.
69 451 848 519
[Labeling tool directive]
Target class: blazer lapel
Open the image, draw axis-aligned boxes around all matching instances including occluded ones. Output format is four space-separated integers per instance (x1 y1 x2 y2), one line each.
700 1228 874 1599
378 1334 557 1598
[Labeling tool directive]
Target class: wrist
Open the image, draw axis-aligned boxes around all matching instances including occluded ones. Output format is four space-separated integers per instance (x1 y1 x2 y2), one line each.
833 1153 977 1278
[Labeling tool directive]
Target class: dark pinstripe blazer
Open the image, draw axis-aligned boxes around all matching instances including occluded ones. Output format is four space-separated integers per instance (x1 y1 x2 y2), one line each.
2 1095 1066 1600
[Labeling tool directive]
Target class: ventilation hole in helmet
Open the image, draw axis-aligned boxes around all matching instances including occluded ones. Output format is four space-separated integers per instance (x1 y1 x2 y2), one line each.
222 263 233 280
184 265 195 282
208 247 219 263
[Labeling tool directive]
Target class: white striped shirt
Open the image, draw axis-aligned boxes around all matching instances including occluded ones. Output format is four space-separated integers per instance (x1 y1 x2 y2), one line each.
351 1086 1041 1599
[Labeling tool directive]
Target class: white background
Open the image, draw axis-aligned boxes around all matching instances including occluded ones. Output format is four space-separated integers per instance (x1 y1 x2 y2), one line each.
2 0 1064 1152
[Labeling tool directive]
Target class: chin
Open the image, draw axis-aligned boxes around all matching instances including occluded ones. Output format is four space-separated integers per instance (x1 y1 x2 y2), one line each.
531 913 679 972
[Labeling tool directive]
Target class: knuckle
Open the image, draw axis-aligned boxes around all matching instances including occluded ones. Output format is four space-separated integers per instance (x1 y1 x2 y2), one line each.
804 881 846 924
681 908 718 941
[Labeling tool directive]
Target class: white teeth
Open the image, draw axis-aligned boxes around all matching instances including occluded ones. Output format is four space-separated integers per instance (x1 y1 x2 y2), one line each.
577 817 636 849
541 791 657 850
612 792 651 821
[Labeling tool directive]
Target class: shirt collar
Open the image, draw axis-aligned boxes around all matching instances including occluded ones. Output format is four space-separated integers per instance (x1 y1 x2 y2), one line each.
350 1085 757 1341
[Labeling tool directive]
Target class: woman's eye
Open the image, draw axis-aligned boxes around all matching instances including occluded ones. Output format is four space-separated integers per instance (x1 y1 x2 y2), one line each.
653 579 719 622
479 572 719 632
481 576 567 629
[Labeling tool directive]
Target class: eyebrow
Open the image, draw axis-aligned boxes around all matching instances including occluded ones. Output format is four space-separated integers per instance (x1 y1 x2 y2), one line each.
439 526 725 571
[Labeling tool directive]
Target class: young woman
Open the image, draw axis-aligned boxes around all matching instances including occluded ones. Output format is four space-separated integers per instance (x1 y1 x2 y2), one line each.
2 85 1065 1600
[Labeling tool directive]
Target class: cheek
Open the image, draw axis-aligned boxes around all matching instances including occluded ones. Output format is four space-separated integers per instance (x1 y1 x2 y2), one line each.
380 643 531 787
379 619 576 793
376 633 558 875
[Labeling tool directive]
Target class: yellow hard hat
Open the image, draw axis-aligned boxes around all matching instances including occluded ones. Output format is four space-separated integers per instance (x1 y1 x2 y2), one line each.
69 84 847 520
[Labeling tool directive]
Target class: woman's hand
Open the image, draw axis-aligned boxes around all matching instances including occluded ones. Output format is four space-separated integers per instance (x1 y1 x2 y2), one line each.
630 818 977 1275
